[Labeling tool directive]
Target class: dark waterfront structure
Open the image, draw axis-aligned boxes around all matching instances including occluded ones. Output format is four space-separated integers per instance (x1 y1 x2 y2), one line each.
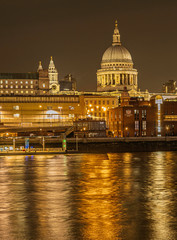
73 119 106 138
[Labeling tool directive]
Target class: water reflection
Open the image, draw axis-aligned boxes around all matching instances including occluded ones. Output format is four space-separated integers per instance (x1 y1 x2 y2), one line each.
0 152 177 239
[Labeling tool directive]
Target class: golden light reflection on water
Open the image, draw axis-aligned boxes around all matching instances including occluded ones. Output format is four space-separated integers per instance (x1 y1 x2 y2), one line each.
0 153 177 240
68 154 128 240
0 155 70 239
145 152 176 240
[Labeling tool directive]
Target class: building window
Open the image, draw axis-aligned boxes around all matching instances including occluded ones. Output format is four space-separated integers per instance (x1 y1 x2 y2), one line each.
142 110 146 119
16 91 18 93
135 121 139 130
10 85 13 88
0 85 3 88
16 85 18 88
99 100 101 105
26 86 28 88
21 91 23 93
31 81 33 84
85 100 88 105
6 90 8 93
142 131 146 136
20 81 23 84
112 100 114 105
15 81 18 84
103 100 105 105
134 110 139 120
26 91 28 93
31 85 33 88
14 113 20 118
5 81 8 84
142 121 146 130
0 80 3 84
26 81 28 84
107 100 109 105
6 85 8 88
94 100 97 105
13 106 19 110
43 83 45 88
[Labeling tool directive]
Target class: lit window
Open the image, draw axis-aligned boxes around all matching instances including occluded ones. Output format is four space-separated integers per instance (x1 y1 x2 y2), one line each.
15 81 18 84
142 121 146 130
26 81 28 84
11 81 13 84
135 121 139 130
6 85 8 88
43 83 45 88
10 85 13 88
5 81 8 84
0 85 3 88
26 86 28 88
6 90 8 93
16 85 18 88
1 91 3 93
13 106 19 110
31 85 33 88
16 91 18 93
0 80 3 84
21 86 23 88
11 91 13 93
31 81 33 84
20 81 23 84
21 91 23 93
14 113 20 118
26 91 28 93
31 91 33 93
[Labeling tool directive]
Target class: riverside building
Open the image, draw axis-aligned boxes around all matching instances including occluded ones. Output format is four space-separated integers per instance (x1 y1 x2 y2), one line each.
0 70 49 96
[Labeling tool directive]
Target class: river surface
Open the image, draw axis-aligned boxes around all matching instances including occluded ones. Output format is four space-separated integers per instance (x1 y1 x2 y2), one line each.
0 152 177 240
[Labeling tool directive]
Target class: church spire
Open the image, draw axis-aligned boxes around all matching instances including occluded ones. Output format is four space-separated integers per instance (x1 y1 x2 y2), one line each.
112 20 121 46
38 61 43 71
49 56 55 68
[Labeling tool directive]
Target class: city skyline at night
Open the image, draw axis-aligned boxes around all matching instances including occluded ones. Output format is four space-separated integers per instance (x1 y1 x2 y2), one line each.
0 0 176 93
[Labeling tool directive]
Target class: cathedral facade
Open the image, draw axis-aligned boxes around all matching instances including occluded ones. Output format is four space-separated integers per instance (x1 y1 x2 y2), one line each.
97 21 138 92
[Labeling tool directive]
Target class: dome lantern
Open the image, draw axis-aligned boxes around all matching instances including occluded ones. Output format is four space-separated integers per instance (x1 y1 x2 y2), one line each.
112 20 121 46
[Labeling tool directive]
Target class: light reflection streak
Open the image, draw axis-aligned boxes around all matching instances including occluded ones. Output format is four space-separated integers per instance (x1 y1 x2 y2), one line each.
146 152 173 240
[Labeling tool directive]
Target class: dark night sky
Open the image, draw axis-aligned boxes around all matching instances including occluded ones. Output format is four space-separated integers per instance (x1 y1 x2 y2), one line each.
0 0 177 92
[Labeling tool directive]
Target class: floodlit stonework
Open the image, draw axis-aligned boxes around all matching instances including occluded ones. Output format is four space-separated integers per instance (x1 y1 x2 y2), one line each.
97 21 138 92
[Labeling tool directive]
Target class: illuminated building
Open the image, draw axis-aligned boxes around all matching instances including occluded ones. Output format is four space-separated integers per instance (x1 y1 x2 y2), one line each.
83 94 118 120
97 20 138 92
48 56 60 94
0 95 85 136
0 70 49 96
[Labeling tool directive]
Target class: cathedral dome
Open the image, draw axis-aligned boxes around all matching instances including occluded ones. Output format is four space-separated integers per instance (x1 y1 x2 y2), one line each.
102 45 132 64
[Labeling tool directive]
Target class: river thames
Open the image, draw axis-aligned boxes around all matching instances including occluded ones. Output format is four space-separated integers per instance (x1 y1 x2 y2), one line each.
0 152 177 240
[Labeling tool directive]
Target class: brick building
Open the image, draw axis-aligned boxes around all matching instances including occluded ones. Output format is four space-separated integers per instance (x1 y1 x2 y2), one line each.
107 89 157 137
161 98 177 136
